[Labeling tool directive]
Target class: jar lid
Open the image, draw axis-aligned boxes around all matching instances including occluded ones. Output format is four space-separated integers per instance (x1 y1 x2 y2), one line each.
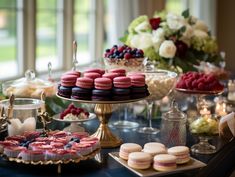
8 70 53 89
162 100 186 121
2 70 55 98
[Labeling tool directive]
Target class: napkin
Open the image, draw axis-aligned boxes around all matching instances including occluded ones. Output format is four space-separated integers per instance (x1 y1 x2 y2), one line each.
219 112 235 140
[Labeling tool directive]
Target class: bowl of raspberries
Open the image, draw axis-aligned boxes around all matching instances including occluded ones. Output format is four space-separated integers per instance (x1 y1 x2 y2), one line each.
176 72 224 94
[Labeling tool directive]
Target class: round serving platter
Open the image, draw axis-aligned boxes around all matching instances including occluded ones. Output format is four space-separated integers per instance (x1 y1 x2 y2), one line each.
1 148 100 173
56 93 149 104
175 88 224 95
52 113 96 123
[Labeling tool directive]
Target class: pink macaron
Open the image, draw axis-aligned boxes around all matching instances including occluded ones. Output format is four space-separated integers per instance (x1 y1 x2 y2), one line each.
94 78 112 90
84 68 105 75
102 73 119 80
129 75 146 87
109 69 126 76
60 74 78 87
63 71 81 77
113 76 131 88
127 72 145 78
84 72 101 80
76 77 94 89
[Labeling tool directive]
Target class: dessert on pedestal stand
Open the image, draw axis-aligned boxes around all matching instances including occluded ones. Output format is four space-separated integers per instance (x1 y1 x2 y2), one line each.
56 94 148 148
176 88 223 154
52 113 96 132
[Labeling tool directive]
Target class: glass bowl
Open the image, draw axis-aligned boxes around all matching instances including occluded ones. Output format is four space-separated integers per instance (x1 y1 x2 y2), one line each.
145 70 178 101
0 98 44 122
2 70 56 99
104 57 145 72
189 115 219 154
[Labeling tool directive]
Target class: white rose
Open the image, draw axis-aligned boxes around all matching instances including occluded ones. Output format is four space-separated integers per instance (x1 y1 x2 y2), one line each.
152 28 165 42
153 41 162 53
194 29 208 39
134 21 151 33
166 12 186 30
159 40 177 58
130 33 153 49
194 20 208 32
152 28 165 52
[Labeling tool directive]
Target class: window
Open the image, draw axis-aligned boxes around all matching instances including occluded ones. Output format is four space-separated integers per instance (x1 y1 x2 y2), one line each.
0 0 21 80
165 0 184 13
36 0 63 72
74 0 91 65
0 0 102 81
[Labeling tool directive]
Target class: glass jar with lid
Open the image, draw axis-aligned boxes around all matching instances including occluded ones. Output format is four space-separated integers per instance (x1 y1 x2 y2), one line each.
2 70 56 99
160 100 187 147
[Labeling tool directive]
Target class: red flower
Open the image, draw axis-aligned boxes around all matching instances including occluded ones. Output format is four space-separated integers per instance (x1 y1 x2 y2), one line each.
175 40 188 58
149 18 161 30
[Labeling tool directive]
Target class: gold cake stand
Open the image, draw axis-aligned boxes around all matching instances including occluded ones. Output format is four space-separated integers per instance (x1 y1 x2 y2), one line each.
56 93 149 148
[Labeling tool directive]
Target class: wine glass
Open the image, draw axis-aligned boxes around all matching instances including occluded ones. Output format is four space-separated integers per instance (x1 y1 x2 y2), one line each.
138 70 177 134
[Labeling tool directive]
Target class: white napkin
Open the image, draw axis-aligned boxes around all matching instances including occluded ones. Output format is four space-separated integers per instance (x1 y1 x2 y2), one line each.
8 117 36 136
219 112 235 137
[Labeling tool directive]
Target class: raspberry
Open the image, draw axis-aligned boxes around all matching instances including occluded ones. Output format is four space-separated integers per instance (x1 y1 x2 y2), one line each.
192 80 198 88
124 53 131 59
198 83 205 90
64 109 71 115
68 104 75 110
60 113 65 119
71 109 77 115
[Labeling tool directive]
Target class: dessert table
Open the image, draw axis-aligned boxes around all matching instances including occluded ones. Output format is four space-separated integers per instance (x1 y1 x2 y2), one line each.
0 109 226 177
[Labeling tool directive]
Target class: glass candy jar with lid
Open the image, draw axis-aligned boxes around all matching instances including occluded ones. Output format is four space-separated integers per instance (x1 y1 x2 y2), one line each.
160 101 187 147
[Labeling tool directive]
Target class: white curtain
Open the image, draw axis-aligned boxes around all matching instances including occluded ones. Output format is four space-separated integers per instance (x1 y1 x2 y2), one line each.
188 0 217 35
107 0 139 45
106 0 164 46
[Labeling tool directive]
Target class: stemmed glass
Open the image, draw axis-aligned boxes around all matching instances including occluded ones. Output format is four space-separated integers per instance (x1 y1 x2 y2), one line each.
175 89 224 154
190 114 219 154
138 70 177 134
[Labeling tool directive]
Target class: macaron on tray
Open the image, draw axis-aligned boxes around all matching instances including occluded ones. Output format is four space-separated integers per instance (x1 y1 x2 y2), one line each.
57 68 149 102
0 130 100 164
109 142 206 176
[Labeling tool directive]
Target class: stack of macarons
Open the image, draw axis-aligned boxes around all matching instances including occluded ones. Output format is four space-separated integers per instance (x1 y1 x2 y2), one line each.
58 68 149 101
119 142 190 171
58 71 81 98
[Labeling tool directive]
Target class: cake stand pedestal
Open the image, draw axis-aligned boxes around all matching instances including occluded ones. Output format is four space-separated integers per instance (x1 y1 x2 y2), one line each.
56 94 148 148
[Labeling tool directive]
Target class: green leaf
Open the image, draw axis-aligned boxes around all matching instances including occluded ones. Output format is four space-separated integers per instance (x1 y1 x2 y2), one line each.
182 9 190 18
174 57 197 72
180 26 186 33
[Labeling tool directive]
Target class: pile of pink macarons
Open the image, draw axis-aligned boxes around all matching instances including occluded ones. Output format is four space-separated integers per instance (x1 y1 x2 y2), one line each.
58 68 149 101
119 142 190 171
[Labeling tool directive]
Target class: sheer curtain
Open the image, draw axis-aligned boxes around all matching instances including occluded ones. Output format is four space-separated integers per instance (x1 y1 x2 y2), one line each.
106 0 164 46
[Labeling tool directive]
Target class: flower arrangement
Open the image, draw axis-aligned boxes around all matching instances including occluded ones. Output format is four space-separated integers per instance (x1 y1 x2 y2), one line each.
120 9 223 73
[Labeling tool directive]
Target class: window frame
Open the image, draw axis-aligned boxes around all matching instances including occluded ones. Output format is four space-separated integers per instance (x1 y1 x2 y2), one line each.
1 0 104 82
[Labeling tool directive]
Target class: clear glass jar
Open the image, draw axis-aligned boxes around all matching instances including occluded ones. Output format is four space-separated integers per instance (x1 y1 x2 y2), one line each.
160 101 187 147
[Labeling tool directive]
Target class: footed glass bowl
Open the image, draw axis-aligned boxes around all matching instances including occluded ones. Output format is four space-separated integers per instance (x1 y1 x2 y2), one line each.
190 115 219 154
